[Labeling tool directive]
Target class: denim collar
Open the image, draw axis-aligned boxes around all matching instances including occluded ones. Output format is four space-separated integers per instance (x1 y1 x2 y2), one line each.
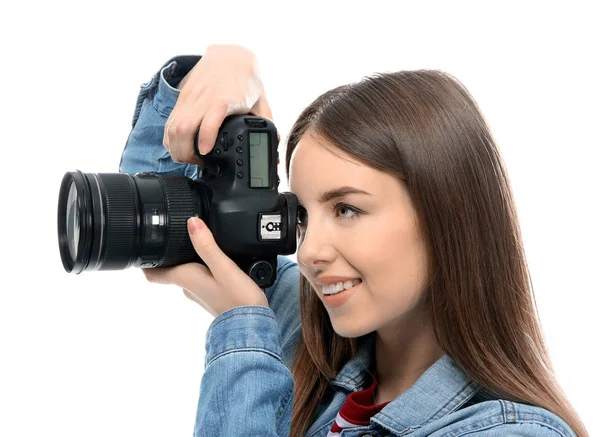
330 333 482 434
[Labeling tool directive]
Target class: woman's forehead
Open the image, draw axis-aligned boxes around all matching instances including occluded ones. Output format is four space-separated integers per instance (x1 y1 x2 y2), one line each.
289 135 393 199
290 137 363 183
290 134 364 171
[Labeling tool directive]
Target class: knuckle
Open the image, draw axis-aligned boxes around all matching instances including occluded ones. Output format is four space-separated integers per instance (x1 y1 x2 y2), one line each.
200 118 220 133
215 95 234 108
175 121 191 136
180 149 196 162
170 150 182 163
216 94 231 103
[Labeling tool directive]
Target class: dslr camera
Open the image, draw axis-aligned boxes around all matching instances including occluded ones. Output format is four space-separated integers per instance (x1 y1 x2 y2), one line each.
57 115 298 288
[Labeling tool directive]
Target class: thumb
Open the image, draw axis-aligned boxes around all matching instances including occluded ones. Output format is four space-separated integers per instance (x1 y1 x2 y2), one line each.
187 217 232 278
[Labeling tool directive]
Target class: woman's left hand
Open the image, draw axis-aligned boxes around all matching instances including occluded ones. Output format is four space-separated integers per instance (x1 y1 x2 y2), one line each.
143 217 269 317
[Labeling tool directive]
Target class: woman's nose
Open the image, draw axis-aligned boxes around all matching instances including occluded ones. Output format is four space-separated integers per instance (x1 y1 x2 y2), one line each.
297 222 337 270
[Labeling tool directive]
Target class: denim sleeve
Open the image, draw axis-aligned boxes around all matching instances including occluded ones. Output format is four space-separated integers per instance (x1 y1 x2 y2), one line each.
196 306 294 437
194 257 301 436
118 55 202 178
263 256 302 370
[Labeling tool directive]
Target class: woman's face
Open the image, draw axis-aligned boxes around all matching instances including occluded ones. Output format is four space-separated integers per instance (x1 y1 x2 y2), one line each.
289 133 430 338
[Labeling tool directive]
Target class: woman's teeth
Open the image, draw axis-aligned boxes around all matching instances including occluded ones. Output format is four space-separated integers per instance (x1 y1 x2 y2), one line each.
321 279 362 295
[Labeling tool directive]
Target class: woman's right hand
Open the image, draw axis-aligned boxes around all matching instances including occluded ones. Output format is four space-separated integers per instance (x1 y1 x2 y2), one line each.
163 44 274 164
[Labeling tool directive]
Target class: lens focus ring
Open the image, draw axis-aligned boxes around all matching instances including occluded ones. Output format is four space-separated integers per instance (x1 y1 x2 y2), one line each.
99 173 138 270
156 175 199 267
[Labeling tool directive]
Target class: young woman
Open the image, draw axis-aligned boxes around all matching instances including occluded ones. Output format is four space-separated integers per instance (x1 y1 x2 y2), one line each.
119 45 588 437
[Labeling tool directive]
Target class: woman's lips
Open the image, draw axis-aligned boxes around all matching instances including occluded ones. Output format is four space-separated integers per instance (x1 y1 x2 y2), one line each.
320 281 362 308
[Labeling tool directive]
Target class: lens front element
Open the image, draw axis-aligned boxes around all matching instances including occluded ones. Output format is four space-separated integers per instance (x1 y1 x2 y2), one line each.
66 182 79 262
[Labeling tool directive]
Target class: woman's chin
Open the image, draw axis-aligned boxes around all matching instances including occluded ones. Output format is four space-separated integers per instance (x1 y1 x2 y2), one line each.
330 318 371 339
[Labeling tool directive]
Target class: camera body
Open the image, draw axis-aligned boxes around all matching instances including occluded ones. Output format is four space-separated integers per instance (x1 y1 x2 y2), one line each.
187 114 297 286
57 115 297 288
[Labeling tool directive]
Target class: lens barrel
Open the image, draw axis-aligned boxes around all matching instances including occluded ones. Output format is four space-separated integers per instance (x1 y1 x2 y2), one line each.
57 171 204 273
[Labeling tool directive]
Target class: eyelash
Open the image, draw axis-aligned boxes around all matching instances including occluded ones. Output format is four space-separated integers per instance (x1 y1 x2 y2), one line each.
296 202 363 228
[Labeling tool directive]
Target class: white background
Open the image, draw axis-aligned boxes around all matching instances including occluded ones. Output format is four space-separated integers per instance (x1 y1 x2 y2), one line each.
1 1 598 436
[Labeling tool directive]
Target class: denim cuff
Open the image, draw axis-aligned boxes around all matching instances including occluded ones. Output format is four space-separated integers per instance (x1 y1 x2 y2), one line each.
204 305 283 368
131 55 202 127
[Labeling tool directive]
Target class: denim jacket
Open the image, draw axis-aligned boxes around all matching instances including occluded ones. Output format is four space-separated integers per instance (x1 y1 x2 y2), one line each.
118 57 577 437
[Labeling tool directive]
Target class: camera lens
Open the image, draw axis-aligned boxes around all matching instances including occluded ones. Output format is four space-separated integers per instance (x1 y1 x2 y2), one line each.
57 171 206 274
66 181 80 263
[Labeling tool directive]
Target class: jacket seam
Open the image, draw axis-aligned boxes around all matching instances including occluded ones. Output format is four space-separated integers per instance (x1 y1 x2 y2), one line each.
500 399 516 422
431 381 481 422
502 400 570 436
152 100 173 119
447 403 569 437
206 347 284 367
453 418 567 436
210 308 275 330
373 403 569 437
368 420 420 437
275 385 295 430
307 419 337 437
151 63 180 118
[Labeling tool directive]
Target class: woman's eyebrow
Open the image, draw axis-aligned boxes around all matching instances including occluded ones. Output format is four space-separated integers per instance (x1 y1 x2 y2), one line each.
318 186 372 203
294 186 372 207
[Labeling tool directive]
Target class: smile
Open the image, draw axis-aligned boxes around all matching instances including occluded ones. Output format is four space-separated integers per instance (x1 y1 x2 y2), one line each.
320 278 363 295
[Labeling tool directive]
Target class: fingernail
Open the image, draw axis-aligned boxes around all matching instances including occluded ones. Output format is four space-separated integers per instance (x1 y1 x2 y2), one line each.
187 217 204 234
198 141 208 155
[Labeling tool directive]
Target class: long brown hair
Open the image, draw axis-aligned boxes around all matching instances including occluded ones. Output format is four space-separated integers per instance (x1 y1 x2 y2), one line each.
284 70 588 437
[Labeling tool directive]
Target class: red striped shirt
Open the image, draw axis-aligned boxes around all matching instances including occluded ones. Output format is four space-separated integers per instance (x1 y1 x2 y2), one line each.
328 371 391 436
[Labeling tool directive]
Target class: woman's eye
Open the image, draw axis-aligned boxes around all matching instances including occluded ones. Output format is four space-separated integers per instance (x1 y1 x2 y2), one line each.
296 203 362 230
333 203 362 220
333 203 359 220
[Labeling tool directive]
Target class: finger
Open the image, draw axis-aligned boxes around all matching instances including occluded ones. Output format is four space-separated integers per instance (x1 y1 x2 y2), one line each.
163 79 194 149
187 217 237 282
166 115 181 160
196 104 228 155
163 113 175 150
168 114 194 163
144 262 214 290
143 265 195 285
171 263 215 292
174 100 210 164
143 266 173 285
170 118 193 164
